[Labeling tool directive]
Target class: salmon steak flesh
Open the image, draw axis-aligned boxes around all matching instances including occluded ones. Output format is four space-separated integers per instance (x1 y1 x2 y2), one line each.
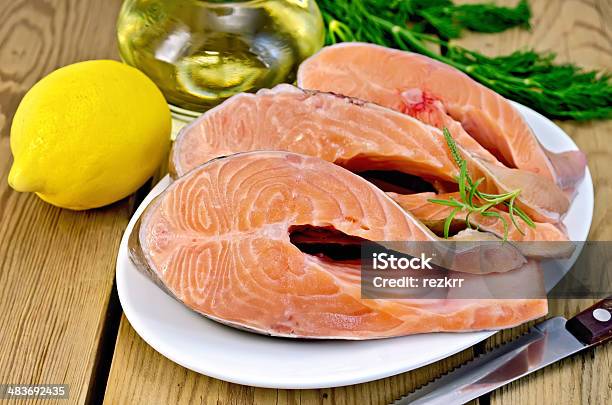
297 43 586 191
130 151 547 339
130 43 592 339
171 84 570 225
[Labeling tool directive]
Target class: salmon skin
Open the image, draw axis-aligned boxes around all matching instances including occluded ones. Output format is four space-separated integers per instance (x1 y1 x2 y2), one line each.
170 84 569 223
130 151 547 339
297 42 587 190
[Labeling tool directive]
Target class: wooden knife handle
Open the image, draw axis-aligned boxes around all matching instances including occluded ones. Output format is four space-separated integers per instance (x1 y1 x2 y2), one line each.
566 297 612 346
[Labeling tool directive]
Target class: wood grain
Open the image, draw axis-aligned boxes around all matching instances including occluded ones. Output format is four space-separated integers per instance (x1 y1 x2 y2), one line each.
0 0 126 404
104 0 611 404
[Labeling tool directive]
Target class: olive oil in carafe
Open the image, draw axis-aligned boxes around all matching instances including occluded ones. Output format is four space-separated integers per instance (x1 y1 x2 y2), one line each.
117 0 325 113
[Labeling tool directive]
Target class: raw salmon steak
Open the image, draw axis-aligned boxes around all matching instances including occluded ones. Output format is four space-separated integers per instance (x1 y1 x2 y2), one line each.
170 84 569 223
297 43 586 190
131 151 547 339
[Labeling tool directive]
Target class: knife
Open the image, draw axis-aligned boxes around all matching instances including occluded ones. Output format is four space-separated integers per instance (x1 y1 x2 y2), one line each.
393 297 612 405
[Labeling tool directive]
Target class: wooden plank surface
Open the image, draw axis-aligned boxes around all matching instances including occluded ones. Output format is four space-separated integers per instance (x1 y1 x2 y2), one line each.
0 0 126 403
104 1 611 405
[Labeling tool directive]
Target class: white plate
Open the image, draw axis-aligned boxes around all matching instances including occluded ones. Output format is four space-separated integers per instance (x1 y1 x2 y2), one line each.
116 103 593 389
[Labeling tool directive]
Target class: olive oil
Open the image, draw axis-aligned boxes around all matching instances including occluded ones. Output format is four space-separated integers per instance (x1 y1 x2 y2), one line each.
117 0 324 113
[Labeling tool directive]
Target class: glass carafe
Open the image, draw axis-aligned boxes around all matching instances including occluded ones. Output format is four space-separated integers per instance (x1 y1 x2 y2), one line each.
117 0 324 118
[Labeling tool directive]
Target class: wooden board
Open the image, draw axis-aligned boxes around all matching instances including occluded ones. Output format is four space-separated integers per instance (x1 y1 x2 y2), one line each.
104 1 611 404
0 0 126 403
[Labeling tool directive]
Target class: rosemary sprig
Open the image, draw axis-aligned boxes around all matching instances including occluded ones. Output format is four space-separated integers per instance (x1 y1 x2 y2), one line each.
427 129 536 240
317 0 612 120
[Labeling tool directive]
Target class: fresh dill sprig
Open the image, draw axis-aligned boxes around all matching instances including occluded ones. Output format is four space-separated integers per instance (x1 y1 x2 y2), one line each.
418 0 531 39
427 129 536 240
317 0 612 120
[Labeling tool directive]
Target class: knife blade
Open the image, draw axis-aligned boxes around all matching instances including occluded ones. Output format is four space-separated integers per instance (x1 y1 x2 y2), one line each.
393 297 612 405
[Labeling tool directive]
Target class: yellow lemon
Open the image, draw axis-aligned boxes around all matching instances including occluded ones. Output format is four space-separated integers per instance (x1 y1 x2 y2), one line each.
8 60 171 210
